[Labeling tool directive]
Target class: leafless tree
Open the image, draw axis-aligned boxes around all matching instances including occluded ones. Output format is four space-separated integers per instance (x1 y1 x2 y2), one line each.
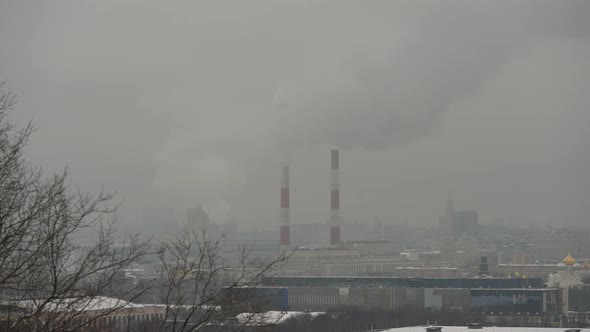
0 82 151 331
0 82 291 331
152 227 289 331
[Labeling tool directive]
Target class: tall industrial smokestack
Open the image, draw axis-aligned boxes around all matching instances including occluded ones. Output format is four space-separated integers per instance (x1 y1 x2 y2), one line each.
280 165 290 247
330 149 340 245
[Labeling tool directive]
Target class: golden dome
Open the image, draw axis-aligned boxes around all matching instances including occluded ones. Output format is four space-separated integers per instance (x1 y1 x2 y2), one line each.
563 251 576 266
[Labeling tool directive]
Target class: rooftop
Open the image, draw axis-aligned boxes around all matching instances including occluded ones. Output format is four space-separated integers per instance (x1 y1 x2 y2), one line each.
3 296 146 312
262 276 545 288
564 252 576 266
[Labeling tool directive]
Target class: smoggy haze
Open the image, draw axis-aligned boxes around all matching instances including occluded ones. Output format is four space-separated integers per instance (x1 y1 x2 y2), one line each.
1 1 589 230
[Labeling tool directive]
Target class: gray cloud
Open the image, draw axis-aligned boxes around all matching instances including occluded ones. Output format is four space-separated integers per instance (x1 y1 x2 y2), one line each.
1 0 589 228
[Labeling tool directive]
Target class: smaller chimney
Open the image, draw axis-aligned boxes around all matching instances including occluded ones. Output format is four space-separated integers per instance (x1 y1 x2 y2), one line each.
330 149 340 245
280 165 290 247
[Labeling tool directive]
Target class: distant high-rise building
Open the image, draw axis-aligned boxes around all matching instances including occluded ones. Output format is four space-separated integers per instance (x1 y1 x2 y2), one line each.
438 194 478 238
478 256 489 276
512 252 536 265
441 237 456 266
456 234 479 266
454 210 478 236
438 194 455 238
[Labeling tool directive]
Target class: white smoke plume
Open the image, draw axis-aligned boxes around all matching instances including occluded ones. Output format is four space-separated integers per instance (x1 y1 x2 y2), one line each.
149 1 589 219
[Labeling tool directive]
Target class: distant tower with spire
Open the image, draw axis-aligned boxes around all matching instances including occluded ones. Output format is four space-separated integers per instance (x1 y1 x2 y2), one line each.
446 192 455 217
438 193 478 239
439 193 456 238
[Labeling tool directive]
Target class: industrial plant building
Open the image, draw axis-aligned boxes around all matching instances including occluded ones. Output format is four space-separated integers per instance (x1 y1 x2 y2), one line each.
226 282 561 319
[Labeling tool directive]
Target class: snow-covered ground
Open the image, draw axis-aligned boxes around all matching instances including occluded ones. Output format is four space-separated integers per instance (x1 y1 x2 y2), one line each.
236 310 325 325
381 326 587 332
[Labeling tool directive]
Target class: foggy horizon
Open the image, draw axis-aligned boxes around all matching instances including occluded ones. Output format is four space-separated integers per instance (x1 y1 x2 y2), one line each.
1 0 589 232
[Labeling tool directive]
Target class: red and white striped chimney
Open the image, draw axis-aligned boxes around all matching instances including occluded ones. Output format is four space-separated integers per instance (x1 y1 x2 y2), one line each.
280 165 290 247
330 149 340 245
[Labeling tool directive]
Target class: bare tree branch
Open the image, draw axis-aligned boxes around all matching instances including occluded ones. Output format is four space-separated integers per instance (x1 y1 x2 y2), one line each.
152 226 290 331
0 83 151 332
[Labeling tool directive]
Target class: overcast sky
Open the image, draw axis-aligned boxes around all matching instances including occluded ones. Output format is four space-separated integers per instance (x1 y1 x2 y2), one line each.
1 0 589 231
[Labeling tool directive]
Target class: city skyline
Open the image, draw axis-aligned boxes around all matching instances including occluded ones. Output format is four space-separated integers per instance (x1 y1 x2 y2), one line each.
1 1 590 330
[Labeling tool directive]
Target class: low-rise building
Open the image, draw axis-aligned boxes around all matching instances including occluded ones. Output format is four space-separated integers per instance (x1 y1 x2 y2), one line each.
494 264 559 281
512 253 537 265
0 296 165 331
323 258 449 277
